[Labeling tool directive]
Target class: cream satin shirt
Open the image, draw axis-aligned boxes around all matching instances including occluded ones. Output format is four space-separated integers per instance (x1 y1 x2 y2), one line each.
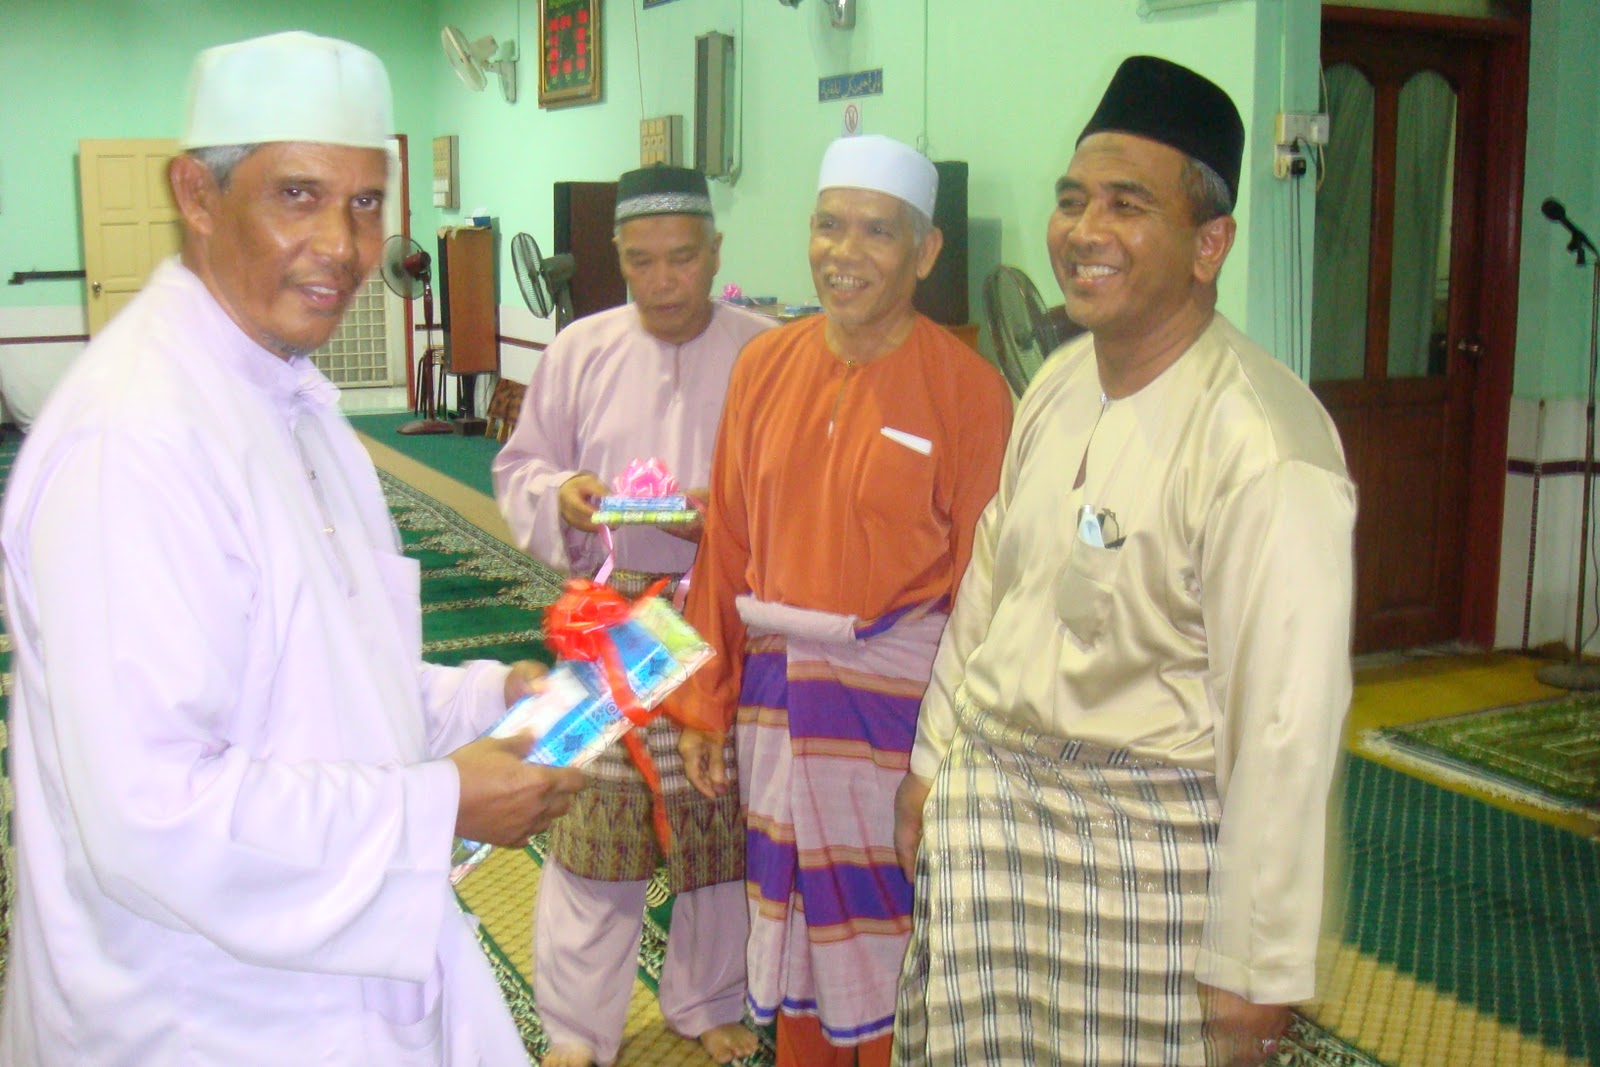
912 313 1357 1004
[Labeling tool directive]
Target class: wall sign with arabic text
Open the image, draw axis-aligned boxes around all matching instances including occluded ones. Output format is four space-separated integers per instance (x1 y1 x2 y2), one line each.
818 69 883 102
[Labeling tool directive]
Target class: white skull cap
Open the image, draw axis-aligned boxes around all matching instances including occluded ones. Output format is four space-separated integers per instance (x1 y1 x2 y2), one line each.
816 134 937 222
180 31 393 150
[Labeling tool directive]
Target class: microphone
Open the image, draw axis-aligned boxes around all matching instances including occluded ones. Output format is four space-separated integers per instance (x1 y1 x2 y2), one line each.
1542 197 1599 262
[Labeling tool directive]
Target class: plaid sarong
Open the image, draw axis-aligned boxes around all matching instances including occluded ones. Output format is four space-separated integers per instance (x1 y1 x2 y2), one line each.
736 597 948 1046
894 688 1221 1067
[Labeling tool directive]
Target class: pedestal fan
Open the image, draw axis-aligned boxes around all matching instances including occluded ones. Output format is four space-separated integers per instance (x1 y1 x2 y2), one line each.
981 265 1083 396
510 232 576 333
379 234 452 436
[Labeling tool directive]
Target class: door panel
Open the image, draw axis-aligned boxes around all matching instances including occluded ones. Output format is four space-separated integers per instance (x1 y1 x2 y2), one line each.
79 139 179 335
1313 22 1488 652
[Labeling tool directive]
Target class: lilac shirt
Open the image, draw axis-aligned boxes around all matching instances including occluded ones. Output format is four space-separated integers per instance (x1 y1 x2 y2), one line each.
0 259 525 1065
492 302 772 578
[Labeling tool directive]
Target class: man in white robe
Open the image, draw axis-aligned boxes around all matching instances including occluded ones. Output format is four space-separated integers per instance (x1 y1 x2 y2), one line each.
0 31 585 1066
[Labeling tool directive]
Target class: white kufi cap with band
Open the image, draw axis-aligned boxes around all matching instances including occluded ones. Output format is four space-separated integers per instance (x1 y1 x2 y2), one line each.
816 134 938 222
180 31 393 150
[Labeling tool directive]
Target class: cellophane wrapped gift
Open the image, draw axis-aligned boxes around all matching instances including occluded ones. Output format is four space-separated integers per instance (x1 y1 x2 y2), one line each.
449 592 711 882
590 457 698 526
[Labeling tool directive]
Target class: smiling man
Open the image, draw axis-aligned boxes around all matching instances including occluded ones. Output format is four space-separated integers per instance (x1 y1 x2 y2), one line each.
0 32 587 1066
671 134 1012 1067
492 164 771 1067
891 56 1356 1067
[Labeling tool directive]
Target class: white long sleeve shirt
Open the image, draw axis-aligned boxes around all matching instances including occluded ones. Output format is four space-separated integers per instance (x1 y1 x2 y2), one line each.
0 259 525 1065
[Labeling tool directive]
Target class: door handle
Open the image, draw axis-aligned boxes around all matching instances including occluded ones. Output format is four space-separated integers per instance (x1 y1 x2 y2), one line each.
91 281 102 297
1457 337 1483 362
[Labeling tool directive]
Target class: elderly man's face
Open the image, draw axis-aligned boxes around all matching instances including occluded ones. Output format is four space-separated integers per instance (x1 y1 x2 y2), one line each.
809 187 939 336
616 214 722 345
1047 133 1228 347
186 141 388 359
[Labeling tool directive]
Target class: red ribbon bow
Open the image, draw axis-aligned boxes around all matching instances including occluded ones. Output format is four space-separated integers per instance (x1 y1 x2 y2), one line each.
543 578 673 850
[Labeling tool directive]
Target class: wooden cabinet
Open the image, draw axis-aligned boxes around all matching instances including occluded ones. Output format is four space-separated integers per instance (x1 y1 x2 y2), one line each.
442 226 497 376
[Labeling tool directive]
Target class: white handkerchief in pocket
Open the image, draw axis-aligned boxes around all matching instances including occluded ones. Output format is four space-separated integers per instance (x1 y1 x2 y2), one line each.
880 426 933 456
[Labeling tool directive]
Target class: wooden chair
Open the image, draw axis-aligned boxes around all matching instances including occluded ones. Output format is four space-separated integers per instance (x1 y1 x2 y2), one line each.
484 378 527 443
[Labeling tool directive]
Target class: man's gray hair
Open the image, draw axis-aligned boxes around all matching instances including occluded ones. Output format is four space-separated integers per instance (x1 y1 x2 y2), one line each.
187 144 261 191
1181 156 1233 223
906 203 933 244
613 215 718 243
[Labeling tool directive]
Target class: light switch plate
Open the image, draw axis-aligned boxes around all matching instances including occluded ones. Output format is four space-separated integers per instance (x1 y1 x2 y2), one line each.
640 116 684 167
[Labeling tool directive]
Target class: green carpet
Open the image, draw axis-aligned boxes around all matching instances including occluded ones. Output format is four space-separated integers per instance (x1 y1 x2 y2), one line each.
350 410 503 496
1365 694 1600 812
1341 753 1600 1062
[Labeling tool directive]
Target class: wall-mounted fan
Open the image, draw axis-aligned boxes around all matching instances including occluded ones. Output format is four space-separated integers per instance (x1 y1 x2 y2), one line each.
982 265 1084 396
510 232 576 333
442 26 518 103
379 234 452 435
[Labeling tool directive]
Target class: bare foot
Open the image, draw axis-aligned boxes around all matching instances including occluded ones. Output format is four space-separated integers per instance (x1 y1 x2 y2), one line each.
699 1022 759 1064
542 1044 595 1067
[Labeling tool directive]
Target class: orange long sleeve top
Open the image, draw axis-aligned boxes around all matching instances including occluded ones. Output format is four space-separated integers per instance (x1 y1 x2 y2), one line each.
670 313 1013 735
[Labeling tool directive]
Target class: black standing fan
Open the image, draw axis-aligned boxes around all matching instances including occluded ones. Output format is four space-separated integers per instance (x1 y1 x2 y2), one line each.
510 232 576 333
379 234 452 435
982 265 1084 396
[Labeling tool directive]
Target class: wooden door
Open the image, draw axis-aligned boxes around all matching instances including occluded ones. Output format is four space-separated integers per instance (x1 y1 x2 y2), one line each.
1311 10 1525 653
79 139 180 335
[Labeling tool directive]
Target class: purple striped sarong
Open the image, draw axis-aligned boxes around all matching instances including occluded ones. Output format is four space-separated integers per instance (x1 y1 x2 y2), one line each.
734 595 948 1046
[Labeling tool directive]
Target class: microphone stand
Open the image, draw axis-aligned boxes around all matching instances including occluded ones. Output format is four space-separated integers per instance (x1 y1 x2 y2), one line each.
1537 239 1600 689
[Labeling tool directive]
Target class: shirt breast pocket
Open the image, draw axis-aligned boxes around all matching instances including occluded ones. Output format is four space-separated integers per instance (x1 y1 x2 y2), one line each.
859 428 936 518
1054 540 1121 649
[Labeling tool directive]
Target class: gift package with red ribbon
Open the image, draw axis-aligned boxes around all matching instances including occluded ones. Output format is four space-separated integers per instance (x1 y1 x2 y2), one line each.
486 579 712 770
450 580 711 883
589 457 699 526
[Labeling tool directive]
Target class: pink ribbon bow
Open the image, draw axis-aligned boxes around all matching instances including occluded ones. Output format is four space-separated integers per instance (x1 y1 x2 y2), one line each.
614 457 680 497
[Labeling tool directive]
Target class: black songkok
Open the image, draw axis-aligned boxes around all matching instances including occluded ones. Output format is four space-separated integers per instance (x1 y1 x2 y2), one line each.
614 165 714 225
1077 55 1245 207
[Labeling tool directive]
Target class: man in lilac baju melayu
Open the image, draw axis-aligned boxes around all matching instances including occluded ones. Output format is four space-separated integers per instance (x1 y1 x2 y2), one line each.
492 165 772 1067
0 32 586 1067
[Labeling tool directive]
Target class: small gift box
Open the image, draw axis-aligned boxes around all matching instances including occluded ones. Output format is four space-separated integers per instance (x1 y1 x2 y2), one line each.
590 457 699 526
450 582 711 883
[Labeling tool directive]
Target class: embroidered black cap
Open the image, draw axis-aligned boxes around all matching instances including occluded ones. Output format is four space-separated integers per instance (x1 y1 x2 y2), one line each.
614 165 714 225
1077 55 1245 207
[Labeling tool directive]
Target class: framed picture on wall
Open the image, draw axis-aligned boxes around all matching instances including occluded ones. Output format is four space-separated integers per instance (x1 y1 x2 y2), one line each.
538 0 602 109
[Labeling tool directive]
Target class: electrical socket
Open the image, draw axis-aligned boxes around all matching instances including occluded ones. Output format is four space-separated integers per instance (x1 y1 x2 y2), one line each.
1273 143 1309 180
1275 110 1330 147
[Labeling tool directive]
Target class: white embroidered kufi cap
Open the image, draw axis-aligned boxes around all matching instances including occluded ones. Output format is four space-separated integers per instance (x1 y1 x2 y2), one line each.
815 134 938 222
180 31 393 150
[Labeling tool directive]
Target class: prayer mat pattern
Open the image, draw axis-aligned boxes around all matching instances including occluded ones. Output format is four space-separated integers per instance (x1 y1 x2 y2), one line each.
381 469 566 667
1319 755 1600 1062
1361 694 1600 813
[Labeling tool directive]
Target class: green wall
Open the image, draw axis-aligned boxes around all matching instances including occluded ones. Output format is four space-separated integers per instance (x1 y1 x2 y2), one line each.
5 0 1314 360
11 0 1587 403
0 0 440 311
432 0 1287 346
1514 0 1600 399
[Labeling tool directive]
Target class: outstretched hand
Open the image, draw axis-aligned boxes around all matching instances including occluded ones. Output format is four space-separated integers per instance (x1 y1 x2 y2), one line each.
449 732 587 846
557 472 608 533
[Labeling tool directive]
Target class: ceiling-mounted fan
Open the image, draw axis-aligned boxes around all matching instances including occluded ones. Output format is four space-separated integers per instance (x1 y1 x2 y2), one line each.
378 234 452 436
982 265 1084 396
510 232 576 334
441 26 518 103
